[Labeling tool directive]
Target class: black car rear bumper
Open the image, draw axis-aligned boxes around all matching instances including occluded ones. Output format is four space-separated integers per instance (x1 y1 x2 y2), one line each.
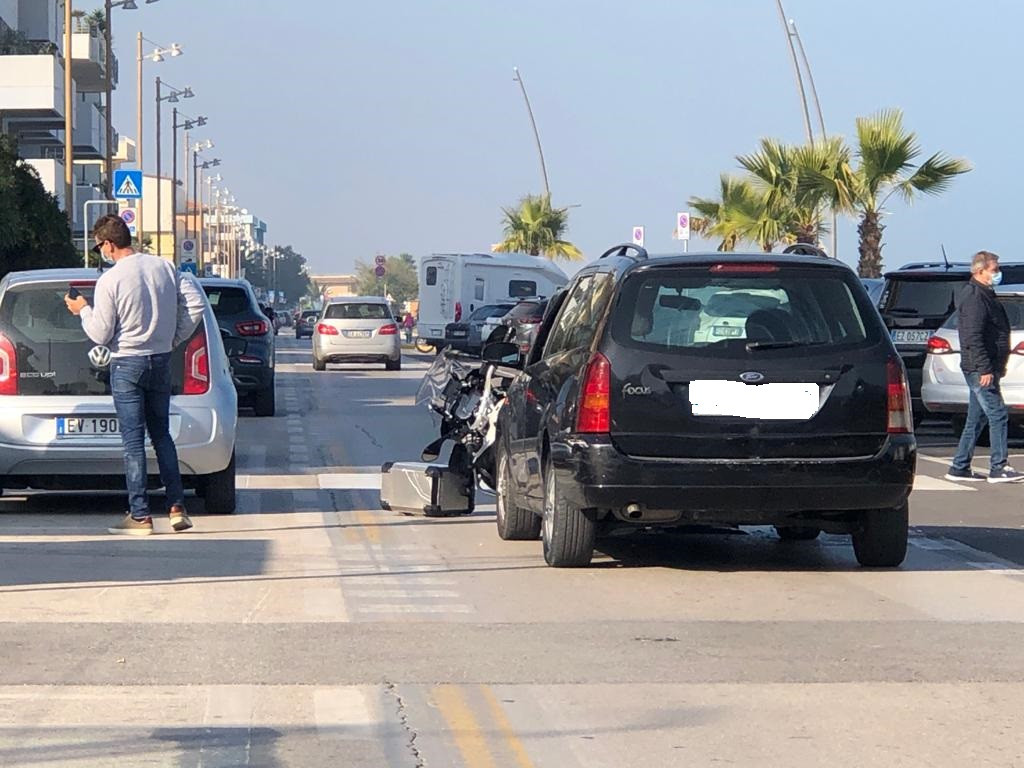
230 358 274 394
549 434 916 522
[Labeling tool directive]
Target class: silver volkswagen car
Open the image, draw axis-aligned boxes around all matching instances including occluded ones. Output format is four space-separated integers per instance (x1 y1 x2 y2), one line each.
312 296 402 371
0 269 238 513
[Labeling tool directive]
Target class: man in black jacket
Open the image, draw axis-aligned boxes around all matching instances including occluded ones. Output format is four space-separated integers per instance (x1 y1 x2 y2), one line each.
946 250 1023 483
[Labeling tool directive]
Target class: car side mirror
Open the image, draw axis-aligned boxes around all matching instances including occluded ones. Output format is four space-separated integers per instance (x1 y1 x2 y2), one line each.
481 341 521 367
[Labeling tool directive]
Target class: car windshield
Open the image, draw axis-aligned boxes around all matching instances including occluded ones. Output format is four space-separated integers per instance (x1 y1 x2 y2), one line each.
611 267 877 357
324 303 390 320
944 297 1024 330
883 279 963 317
507 301 546 320
469 305 513 322
203 286 251 317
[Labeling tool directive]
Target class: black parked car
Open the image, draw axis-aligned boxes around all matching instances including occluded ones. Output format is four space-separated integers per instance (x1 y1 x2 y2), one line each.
199 278 276 417
295 309 318 339
878 261 1024 420
499 297 550 356
493 244 916 568
443 303 515 355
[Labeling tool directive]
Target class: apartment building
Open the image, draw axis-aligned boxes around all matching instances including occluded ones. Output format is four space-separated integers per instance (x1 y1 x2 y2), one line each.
0 0 127 241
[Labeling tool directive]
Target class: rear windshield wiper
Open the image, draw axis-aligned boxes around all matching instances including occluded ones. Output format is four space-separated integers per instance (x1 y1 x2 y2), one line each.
886 307 921 315
746 341 830 351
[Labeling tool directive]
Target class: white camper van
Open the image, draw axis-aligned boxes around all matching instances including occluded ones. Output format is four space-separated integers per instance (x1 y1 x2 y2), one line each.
417 253 568 347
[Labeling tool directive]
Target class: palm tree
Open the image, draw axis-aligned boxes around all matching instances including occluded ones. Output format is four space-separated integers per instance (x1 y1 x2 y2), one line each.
689 174 786 252
493 194 583 261
811 109 971 277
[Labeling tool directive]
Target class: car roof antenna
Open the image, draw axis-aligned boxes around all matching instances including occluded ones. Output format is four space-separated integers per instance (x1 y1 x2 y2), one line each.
941 244 951 271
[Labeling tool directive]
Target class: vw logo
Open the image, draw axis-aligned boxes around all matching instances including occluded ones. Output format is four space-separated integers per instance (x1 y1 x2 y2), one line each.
739 371 765 383
88 345 111 368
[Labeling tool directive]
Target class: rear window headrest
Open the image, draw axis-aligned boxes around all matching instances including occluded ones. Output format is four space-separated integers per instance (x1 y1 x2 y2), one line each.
658 295 702 311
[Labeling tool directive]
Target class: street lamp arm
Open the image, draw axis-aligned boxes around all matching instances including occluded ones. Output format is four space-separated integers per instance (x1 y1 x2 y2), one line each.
512 67 551 199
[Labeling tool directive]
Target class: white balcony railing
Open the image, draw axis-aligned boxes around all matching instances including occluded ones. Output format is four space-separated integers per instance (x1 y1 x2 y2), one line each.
0 54 66 120
70 25 115 93
73 100 104 158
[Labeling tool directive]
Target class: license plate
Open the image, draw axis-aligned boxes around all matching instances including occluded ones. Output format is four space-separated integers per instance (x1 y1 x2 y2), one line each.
449 330 467 338
689 380 819 420
890 329 931 345
56 416 120 437
343 330 372 339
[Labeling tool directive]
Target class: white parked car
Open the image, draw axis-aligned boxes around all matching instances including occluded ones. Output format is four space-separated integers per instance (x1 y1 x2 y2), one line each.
0 269 238 512
921 287 1024 431
312 296 401 371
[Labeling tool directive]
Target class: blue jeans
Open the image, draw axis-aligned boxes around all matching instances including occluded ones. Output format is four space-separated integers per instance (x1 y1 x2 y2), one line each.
110 353 185 519
951 372 1009 473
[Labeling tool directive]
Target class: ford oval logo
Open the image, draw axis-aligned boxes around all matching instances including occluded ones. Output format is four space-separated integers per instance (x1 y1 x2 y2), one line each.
739 371 765 383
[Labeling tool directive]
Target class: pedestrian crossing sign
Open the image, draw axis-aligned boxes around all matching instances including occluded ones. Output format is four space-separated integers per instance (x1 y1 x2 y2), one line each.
113 170 143 199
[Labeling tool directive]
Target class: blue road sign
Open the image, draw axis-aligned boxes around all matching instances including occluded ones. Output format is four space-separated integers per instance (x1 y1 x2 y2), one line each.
113 169 143 199
180 260 198 275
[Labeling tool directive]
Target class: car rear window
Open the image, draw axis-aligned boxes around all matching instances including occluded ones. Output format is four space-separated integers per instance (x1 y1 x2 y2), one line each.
882 279 963 317
469 305 513 322
324 303 390 320
509 280 537 298
944 298 1024 330
611 267 877 357
507 301 546 320
203 286 251 316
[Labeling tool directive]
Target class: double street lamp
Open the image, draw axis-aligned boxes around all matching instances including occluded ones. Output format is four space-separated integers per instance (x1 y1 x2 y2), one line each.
171 112 206 264
154 78 192 259
136 35 181 245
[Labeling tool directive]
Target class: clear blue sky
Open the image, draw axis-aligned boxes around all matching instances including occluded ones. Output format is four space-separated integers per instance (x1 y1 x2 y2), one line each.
112 0 1016 275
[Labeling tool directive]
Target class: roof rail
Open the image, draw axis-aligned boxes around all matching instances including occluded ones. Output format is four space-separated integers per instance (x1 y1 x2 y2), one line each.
898 261 969 271
782 243 829 258
599 243 648 261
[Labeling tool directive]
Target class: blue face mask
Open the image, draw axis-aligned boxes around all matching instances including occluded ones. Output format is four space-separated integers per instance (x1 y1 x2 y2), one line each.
992 271 1003 286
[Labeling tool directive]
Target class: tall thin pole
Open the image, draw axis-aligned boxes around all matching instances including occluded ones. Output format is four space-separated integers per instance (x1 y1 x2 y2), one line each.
63 0 74 231
155 76 162 258
192 151 198 241
183 132 190 241
104 0 113 196
774 0 813 145
135 31 143 247
790 18 837 258
171 107 179 265
197 167 204 265
512 67 550 198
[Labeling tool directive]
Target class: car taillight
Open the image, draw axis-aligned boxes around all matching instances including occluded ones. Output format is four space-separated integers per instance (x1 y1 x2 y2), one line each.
576 352 611 433
0 333 17 396
1013 342 1024 356
236 320 269 336
317 323 339 335
710 263 779 274
887 357 913 434
455 302 462 322
183 333 210 395
926 336 954 355
378 323 399 335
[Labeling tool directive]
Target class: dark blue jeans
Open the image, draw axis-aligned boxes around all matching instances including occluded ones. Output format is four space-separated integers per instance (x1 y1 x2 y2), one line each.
952 372 1009 473
110 353 185 519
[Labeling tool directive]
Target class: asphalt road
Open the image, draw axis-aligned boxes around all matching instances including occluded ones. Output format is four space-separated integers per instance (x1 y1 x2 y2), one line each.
2 337 1024 767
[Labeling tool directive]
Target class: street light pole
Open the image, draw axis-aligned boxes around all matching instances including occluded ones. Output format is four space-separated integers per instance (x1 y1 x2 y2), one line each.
774 0 813 145
512 67 551 199
155 76 161 257
63 0 74 230
104 0 113 196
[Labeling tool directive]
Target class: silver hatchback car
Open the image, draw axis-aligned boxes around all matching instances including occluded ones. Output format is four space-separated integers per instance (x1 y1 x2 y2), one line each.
312 296 402 371
0 269 238 513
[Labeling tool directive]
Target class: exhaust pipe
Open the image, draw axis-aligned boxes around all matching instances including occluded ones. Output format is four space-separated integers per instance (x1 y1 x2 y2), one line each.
625 503 643 520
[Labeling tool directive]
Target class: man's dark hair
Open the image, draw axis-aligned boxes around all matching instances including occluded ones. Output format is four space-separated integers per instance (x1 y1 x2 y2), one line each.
92 214 132 249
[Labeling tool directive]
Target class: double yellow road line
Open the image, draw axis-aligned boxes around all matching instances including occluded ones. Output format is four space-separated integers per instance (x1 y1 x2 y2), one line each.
433 684 535 768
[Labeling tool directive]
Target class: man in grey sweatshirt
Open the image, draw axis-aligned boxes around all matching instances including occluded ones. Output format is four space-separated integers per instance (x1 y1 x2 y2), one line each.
65 214 207 535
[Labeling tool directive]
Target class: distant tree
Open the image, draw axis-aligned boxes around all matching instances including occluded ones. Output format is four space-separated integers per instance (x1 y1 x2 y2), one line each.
689 175 780 252
354 253 418 307
493 194 583 261
241 244 311 306
0 135 78 280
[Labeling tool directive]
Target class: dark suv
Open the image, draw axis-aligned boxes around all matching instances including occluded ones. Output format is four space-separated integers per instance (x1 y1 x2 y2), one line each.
879 261 1024 419
199 278 276 417
493 244 916 568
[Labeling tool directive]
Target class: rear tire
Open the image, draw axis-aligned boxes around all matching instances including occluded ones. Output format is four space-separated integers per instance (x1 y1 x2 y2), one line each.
495 444 541 540
253 379 276 417
775 525 821 541
852 502 908 567
201 451 236 515
313 356 326 372
385 357 401 371
541 459 595 567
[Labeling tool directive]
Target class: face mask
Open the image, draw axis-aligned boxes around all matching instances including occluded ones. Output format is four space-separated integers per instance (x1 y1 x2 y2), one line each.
992 271 1003 286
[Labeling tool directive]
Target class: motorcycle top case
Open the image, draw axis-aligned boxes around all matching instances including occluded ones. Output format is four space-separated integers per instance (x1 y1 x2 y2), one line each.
380 461 475 517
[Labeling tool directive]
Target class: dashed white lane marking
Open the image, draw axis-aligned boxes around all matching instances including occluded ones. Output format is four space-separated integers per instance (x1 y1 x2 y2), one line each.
313 687 377 736
914 475 974 492
355 604 473 614
319 473 382 490
347 590 461 599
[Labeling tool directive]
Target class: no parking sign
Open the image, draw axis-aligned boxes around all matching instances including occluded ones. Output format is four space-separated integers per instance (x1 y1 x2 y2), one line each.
119 208 137 237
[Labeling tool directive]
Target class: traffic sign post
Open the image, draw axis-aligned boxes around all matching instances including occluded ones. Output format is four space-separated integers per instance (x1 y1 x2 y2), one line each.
676 211 690 252
113 170 143 200
632 226 645 248
374 264 387 278
119 208 137 238
374 254 387 267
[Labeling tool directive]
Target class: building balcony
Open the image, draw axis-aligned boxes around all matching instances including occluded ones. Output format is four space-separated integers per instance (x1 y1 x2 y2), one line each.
73 100 104 159
0 53 67 125
23 157 66 209
71 20 116 93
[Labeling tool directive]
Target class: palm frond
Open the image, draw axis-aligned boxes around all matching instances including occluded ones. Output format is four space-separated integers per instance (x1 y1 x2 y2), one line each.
897 151 972 201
